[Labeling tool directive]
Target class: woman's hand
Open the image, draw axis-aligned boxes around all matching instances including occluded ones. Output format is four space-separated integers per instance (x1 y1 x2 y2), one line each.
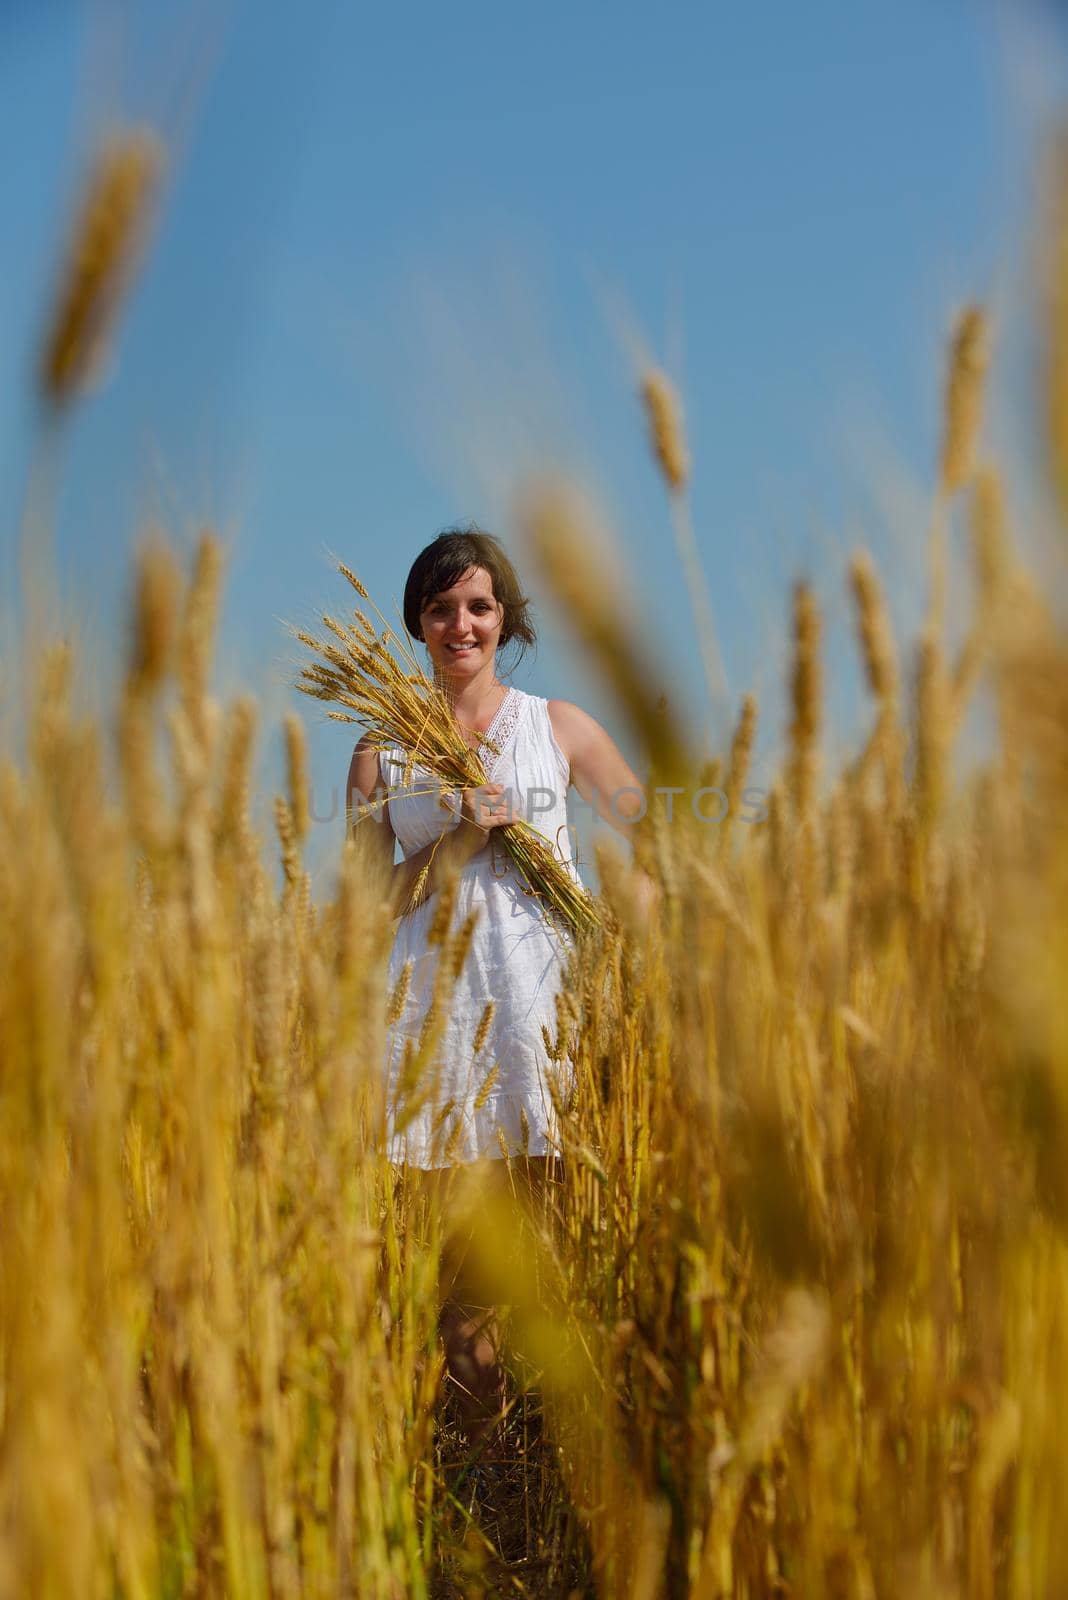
458 782 514 833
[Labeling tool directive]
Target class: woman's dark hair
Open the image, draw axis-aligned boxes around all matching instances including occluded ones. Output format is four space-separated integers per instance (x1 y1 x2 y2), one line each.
403 524 537 672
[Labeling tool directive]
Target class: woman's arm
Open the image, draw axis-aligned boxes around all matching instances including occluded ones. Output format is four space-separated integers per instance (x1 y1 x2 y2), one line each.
347 737 504 918
547 700 661 915
547 700 647 835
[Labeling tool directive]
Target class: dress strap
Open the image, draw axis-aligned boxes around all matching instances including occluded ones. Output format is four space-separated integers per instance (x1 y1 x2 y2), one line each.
376 742 399 788
479 686 526 780
529 696 570 785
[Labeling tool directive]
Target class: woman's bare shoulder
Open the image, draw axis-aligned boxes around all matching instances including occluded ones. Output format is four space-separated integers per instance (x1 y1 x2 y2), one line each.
546 699 601 758
546 698 586 723
546 699 573 755
349 733 386 785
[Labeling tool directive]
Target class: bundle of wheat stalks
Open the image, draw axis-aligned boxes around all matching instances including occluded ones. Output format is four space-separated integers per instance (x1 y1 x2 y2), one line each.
292 562 604 937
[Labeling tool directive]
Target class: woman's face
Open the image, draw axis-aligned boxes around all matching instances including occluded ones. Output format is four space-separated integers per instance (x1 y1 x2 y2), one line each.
419 565 505 679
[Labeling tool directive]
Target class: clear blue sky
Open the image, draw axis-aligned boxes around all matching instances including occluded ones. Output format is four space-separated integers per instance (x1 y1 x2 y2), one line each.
2 0 1066 892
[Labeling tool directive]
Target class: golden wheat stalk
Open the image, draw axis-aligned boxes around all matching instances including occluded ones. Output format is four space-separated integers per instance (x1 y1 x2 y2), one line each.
849 551 898 705
716 693 757 862
518 478 689 787
940 304 990 497
787 581 821 822
640 368 690 493
472 1001 496 1056
847 550 905 806
39 126 164 408
946 465 1011 723
915 626 949 829
929 303 991 638
640 369 728 727
473 1061 501 1111
283 713 310 842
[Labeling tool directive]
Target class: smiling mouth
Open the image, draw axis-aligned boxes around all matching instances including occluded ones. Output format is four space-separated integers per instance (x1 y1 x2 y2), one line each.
447 643 478 653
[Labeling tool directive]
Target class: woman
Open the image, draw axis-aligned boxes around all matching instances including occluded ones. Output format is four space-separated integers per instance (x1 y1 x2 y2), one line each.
348 525 649 1459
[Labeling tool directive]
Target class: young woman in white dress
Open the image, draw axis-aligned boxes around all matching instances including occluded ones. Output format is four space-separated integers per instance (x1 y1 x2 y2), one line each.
348 526 649 1457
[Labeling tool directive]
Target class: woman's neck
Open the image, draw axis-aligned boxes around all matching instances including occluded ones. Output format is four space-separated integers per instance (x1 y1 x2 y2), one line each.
432 662 508 732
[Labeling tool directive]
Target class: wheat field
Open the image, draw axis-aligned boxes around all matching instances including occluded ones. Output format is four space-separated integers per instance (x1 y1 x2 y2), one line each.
1 118 1067 1600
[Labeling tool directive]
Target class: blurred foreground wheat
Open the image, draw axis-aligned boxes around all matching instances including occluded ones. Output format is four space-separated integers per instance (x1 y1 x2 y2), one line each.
2 126 1068 1600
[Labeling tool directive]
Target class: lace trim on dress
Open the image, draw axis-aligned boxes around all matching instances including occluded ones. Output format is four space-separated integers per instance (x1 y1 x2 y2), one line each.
478 687 524 781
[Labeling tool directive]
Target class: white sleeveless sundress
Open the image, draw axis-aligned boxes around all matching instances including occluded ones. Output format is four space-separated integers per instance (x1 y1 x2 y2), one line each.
378 686 583 1169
